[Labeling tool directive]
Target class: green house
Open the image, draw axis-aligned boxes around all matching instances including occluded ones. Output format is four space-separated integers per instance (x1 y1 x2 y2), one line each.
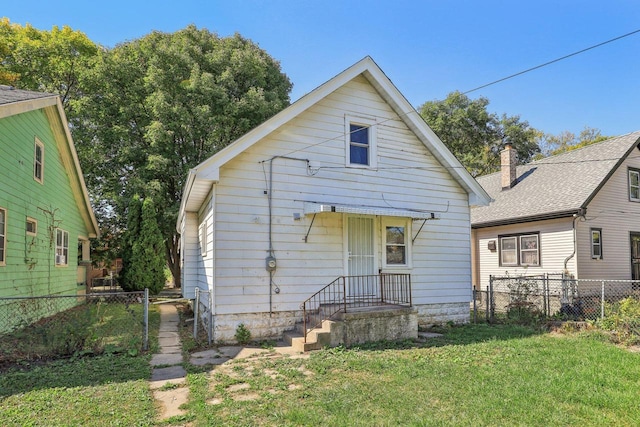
0 86 99 316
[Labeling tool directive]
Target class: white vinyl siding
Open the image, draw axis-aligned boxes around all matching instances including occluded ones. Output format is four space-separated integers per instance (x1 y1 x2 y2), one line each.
206 75 472 315
576 154 640 280
474 218 575 290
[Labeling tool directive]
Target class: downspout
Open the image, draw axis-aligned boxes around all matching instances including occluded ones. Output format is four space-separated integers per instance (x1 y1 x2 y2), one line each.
564 209 585 274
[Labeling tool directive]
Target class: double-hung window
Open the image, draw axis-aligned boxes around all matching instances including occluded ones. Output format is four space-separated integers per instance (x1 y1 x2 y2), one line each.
0 208 6 266
499 233 540 267
591 228 603 259
345 115 377 168
55 228 69 266
630 168 640 202
382 219 411 268
34 138 44 183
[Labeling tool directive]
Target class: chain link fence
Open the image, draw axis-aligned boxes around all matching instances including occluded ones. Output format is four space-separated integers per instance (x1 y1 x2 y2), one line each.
0 290 149 366
473 274 640 323
193 287 213 345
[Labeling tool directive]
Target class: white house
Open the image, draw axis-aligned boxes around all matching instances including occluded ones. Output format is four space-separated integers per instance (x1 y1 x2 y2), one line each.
471 132 640 291
177 57 490 342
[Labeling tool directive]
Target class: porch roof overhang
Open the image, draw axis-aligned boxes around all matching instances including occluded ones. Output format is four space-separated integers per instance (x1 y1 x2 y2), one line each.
303 201 437 220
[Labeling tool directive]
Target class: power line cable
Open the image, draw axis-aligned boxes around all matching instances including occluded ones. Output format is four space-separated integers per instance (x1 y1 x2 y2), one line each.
463 28 640 94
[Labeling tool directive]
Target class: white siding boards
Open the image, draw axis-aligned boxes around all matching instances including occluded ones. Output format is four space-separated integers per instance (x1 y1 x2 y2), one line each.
178 57 490 341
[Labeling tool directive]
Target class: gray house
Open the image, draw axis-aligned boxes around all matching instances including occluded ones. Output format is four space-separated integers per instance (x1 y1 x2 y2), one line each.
471 131 640 290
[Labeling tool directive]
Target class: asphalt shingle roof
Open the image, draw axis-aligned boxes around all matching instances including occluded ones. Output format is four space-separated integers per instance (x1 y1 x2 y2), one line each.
0 85 56 105
471 131 640 227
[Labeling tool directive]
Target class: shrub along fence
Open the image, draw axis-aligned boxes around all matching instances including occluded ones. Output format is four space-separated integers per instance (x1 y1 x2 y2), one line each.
0 290 149 366
474 274 640 323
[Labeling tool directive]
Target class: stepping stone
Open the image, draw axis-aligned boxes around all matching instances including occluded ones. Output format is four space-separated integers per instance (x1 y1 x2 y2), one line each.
151 365 187 383
227 383 250 392
418 332 443 339
151 353 183 366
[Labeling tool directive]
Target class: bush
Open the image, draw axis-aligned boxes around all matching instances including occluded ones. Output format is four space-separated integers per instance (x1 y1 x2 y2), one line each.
234 323 251 344
597 297 640 345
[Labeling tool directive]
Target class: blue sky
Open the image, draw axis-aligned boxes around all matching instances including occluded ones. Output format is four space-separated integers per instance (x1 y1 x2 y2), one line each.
5 1 640 137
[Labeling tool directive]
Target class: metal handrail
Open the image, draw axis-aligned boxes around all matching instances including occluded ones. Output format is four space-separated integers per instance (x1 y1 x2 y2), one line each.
301 273 411 342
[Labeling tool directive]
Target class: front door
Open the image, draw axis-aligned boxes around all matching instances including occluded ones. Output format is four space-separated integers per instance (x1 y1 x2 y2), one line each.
347 216 376 297
631 233 640 288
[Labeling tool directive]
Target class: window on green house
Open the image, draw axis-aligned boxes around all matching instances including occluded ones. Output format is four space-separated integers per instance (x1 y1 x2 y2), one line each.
55 228 69 266
34 138 44 183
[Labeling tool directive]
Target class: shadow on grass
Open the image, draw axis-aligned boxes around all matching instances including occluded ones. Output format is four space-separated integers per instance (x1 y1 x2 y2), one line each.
0 352 152 397
347 323 545 352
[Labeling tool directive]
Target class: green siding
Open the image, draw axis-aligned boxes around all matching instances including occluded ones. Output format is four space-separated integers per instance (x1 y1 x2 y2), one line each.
0 108 89 298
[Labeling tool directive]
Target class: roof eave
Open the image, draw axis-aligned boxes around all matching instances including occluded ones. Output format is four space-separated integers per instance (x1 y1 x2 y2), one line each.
471 208 581 229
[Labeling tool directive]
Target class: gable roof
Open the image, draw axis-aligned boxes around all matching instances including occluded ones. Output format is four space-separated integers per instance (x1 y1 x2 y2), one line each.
0 86 99 238
471 131 640 228
178 56 490 226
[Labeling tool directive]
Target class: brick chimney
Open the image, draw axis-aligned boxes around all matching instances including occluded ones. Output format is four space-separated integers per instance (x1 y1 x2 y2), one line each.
501 143 517 190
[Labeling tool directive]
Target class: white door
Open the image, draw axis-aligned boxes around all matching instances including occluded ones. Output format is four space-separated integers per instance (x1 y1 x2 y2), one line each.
347 216 377 297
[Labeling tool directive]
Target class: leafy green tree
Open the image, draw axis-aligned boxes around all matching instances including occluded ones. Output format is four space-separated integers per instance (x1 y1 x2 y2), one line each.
0 18 98 109
538 126 609 157
125 198 166 295
418 91 541 176
120 195 143 292
72 25 292 288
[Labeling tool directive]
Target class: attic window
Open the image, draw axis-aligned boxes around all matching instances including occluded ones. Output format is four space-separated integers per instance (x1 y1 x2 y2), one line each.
345 115 377 168
630 168 640 202
34 138 44 184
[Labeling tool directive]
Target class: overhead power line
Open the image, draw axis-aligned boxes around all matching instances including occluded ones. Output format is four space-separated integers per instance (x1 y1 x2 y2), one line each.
463 28 640 94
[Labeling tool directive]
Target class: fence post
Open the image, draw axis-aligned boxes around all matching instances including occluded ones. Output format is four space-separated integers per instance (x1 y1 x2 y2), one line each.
601 280 605 320
472 288 477 323
487 275 492 323
193 288 200 340
143 288 149 351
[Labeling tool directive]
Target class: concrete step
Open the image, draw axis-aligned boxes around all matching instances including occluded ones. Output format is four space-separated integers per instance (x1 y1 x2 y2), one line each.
284 320 335 352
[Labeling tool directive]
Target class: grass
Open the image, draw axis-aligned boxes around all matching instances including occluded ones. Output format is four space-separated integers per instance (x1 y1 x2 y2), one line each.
184 324 640 426
1 313 639 426
0 303 160 426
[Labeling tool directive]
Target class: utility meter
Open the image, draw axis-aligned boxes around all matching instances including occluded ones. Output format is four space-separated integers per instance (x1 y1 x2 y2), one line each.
265 255 277 272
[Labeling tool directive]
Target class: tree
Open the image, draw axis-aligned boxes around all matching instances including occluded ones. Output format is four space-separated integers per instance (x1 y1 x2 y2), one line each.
121 197 166 294
418 91 541 176
538 126 609 157
0 18 98 110
120 195 143 291
72 25 292 288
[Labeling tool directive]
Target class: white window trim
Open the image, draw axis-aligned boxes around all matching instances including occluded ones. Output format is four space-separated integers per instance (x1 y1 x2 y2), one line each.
345 114 377 169
381 218 412 270
55 228 69 266
34 137 44 184
0 207 6 266
591 228 603 260
500 236 518 267
26 217 37 236
629 168 640 202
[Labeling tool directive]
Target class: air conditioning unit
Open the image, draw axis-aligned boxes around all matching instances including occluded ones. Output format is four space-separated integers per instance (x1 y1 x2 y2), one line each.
56 255 66 265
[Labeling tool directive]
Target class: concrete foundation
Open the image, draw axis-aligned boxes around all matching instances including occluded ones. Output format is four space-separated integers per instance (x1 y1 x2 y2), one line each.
415 302 470 326
330 307 417 346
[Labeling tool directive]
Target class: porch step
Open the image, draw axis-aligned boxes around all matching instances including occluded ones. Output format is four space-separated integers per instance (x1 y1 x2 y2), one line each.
283 320 335 352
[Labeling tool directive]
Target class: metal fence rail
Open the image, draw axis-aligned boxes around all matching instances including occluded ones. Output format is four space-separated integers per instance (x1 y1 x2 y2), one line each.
474 274 640 322
193 287 213 345
0 290 149 365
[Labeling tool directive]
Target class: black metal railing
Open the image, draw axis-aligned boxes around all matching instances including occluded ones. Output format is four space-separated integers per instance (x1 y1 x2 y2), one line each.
301 274 411 342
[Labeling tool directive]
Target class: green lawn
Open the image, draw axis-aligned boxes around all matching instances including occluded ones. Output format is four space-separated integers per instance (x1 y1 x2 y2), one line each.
185 325 640 426
1 323 639 426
